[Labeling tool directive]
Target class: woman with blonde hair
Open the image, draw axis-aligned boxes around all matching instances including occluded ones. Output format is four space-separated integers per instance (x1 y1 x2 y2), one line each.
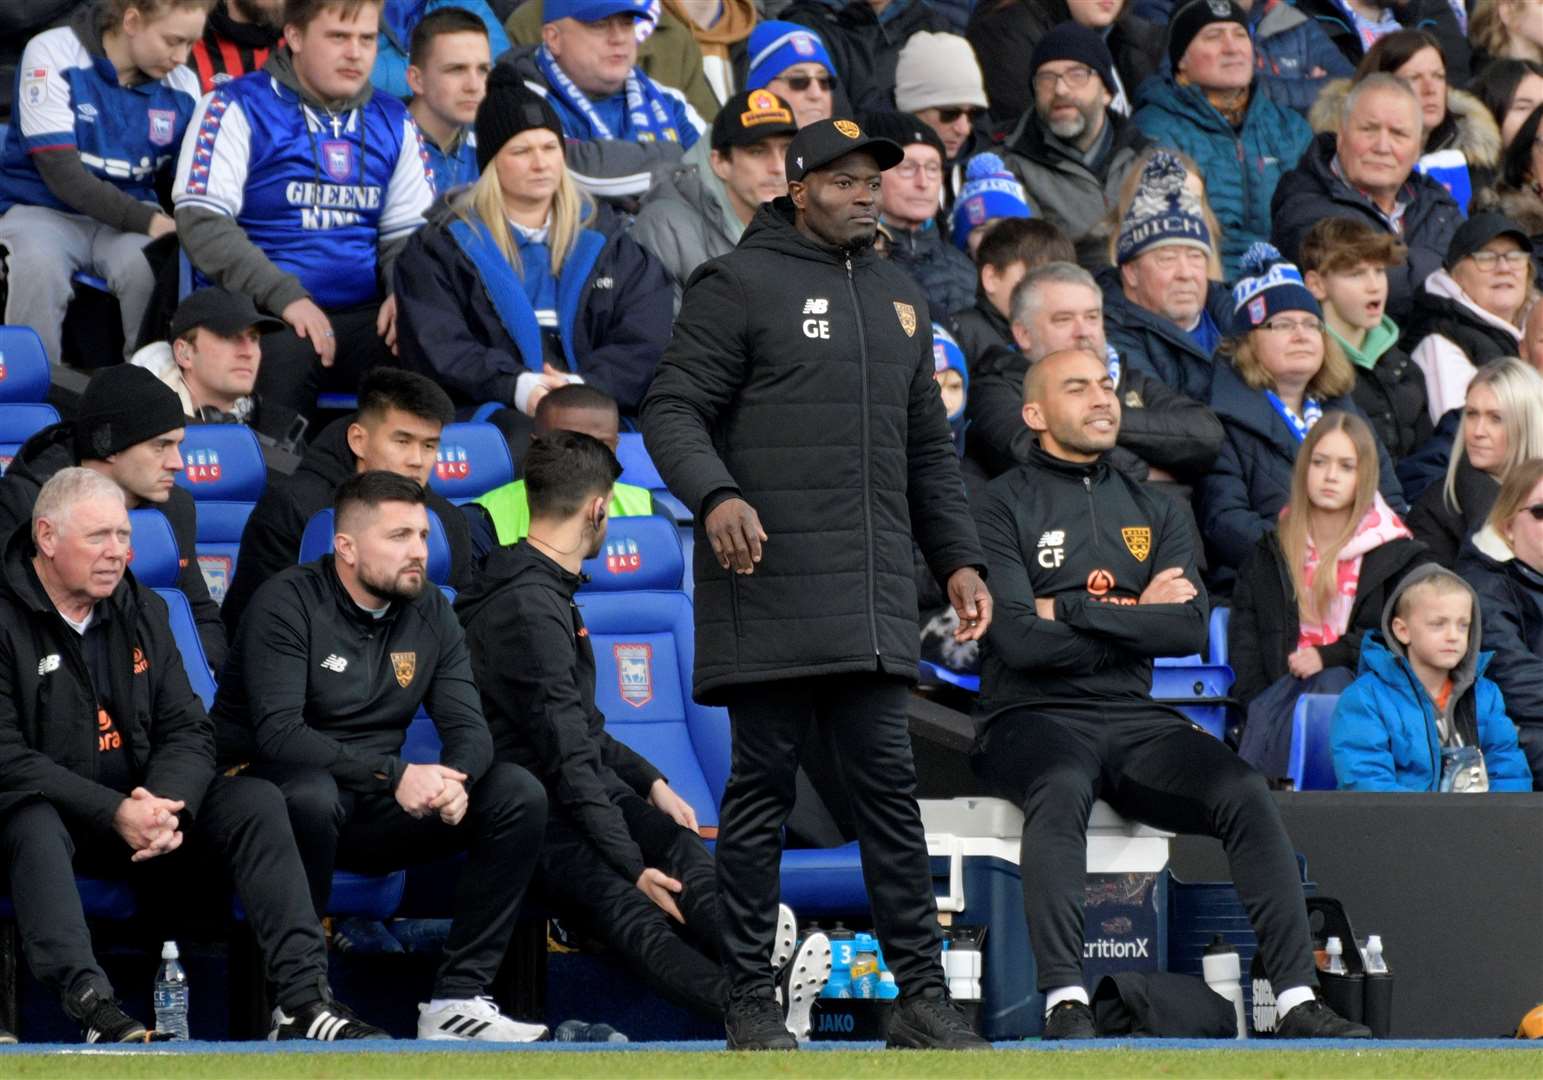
1230 411 1425 776
395 68 672 436
1408 357 1543 566
1458 457 1543 787
1471 0 1543 68
1202 245 1406 590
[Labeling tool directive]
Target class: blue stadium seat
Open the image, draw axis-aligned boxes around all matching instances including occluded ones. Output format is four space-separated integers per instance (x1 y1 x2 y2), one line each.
1288 693 1341 791
127 508 181 588
298 506 453 585
154 587 216 709
429 421 514 505
0 402 59 474
581 514 685 592
0 325 50 402
1209 606 1230 665
0 878 138 921
918 660 980 694
317 392 359 412
175 424 267 606
616 431 692 523
1149 661 1234 740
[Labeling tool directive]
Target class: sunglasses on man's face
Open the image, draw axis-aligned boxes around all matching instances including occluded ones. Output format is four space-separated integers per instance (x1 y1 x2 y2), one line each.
777 73 835 92
933 106 980 124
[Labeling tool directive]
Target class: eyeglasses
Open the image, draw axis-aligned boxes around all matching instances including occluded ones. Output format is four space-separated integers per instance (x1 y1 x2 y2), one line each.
1032 65 1095 93
893 161 943 180
1259 316 1323 335
1523 504 1543 521
775 73 834 92
1466 249 1531 270
932 106 980 124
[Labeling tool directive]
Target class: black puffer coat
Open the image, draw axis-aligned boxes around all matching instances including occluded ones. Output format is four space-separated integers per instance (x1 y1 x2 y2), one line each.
641 198 984 703
1406 458 1500 569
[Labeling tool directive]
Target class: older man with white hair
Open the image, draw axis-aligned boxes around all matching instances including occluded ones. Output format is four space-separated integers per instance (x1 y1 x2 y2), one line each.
1271 71 1463 322
0 469 386 1045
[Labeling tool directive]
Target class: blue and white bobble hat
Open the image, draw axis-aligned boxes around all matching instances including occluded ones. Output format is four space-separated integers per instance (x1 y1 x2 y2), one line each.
1230 242 1321 336
746 21 838 91
932 322 969 419
951 153 1032 251
1115 150 1212 266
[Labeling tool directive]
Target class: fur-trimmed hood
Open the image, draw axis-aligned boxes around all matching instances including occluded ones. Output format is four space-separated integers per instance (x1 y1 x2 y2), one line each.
1481 185 1543 239
1308 79 1502 170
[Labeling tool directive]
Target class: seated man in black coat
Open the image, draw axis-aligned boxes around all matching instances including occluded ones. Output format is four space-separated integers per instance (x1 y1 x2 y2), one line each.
212 472 549 1042
971 348 1371 1042
220 367 473 636
0 469 384 1044
455 432 831 1035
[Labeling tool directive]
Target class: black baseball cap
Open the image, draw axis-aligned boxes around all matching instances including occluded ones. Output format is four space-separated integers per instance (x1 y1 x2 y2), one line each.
170 287 285 339
712 89 799 152
1444 212 1530 270
784 116 904 183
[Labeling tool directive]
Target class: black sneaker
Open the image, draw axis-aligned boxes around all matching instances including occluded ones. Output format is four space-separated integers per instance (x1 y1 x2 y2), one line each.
0 1024 16 1045
1042 1000 1096 1040
1275 998 1372 1039
66 986 148 1044
886 991 990 1050
270 995 391 1041
725 993 797 1051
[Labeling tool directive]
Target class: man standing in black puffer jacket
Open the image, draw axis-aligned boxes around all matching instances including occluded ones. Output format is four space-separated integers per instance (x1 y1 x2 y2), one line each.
642 117 991 1053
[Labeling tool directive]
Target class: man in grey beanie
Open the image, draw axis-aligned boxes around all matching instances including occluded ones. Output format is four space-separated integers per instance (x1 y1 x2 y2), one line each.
0 364 226 670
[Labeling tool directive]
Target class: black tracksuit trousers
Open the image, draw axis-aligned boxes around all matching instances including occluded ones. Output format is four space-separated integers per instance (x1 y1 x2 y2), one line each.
249 760 547 999
0 776 330 1011
717 674 945 1003
975 710 1320 995
539 792 727 1017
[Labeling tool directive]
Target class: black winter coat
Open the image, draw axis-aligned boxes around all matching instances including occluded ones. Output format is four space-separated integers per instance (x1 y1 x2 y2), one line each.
0 422 226 672
641 198 984 703
394 202 673 416
1290 0 1471 83
1200 360 1406 591
1099 268 1233 404
1229 529 1427 705
1398 290 1525 370
219 415 474 636
1270 131 1462 323
1407 459 1499 569
782 0 954 114
1349 342 1430 463
211 556 493 792
948 297 1012 373
1459 532 1543 731
885 221 977 322
0 525 214 826
455 541 663 882
973 443 1208 729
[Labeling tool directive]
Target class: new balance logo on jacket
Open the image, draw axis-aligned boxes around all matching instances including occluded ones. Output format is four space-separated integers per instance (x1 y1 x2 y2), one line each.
320 654 348 673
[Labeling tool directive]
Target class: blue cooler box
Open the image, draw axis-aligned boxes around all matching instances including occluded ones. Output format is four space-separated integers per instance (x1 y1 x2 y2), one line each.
920 797 1172 1039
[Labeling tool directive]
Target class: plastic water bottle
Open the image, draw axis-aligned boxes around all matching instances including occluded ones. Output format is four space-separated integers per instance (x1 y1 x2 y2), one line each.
877 971 900 1000
943 931 983 1004
1201 936 1246 1039
1363 935 1388 974
850 934 880 999
554 1019 628 1043
153 941 189 1040
1324 936 1347 975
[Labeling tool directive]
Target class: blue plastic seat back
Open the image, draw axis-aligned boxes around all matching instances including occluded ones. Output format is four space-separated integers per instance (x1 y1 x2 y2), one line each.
576 590 726 827
299 507 453 585
174 424 267 505
0 325 50 402
0 402 59 473
615 431 664 489
580 515 684 592
127 509 181 588
1288 693 1341 791
154 586 216 709
1210 606 1230 665
429 421 514 505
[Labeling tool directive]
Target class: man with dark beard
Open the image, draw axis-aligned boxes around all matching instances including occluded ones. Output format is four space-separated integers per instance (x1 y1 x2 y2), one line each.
190 0 283 93
994 23 1151 271
642 117 991 1052
211 471 550 1042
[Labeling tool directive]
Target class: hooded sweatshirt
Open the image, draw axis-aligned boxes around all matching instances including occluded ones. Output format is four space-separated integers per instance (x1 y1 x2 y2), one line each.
1295 492 1414 649
1330 563 1532 792
1403 268 1525 425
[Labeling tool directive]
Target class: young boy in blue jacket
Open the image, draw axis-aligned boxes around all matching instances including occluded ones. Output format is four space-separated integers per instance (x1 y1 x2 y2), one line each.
1332 564 1533 792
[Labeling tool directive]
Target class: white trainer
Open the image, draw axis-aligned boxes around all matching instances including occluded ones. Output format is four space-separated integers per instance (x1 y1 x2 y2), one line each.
417 996 548 1042
781 931 833 1041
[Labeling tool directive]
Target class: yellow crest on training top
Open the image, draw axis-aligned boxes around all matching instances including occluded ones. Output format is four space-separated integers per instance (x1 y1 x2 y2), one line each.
391 651 417 688
1122 527 1151 562
894 301 917 337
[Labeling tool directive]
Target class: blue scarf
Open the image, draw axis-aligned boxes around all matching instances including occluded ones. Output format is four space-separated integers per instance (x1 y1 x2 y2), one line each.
1105 344 1121 388
1265 390 1322 443
536 44 689 147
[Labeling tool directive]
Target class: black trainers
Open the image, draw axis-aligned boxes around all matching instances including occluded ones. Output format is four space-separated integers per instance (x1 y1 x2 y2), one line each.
1042 1000 1096 1040
886 991 990 1050
270 995 391 1041
725 993 797 1051
66 986 148 1044
1275 998 1372 1039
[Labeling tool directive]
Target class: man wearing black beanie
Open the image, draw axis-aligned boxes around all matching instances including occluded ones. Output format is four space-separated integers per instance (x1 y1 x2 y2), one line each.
0 365 226 671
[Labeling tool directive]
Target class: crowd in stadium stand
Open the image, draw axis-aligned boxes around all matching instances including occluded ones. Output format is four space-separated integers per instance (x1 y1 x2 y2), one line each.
3 0 1543 1049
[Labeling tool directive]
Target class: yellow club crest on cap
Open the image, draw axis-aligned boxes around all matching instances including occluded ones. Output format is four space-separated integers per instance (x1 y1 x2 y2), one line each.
834 119 861 138
741 90 794 127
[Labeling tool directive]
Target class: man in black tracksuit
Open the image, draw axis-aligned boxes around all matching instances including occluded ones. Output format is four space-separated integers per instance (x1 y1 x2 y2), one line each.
0 365 226 671
456 433 731 1020
219 367 473 638
641 118 991 1052
211 471 548 1042
972 348 1369 1041
0 468 383 1043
